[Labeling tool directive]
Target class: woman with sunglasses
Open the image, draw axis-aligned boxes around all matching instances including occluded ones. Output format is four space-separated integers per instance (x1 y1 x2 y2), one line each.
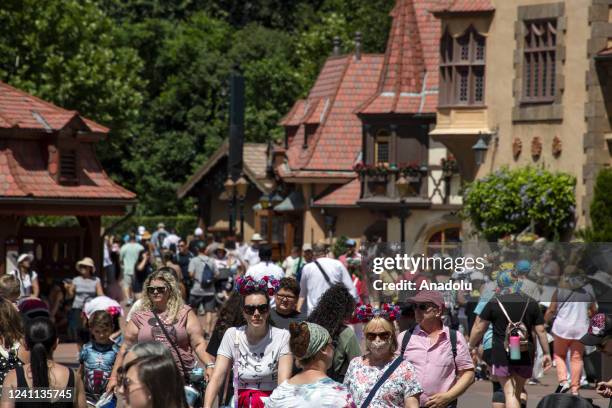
264 322 356 407
344 304 421 408
107 270 210 392
116 353 187 408
204 276 292 408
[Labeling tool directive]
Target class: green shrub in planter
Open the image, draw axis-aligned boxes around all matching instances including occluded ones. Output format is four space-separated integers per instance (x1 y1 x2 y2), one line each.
463 167 576 241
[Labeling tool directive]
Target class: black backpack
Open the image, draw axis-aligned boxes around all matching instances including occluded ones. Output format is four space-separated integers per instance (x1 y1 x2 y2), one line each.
198 256 215 286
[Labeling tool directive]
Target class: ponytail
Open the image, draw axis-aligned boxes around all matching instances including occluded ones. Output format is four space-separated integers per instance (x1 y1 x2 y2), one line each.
30 342 49 387
25 318 57 388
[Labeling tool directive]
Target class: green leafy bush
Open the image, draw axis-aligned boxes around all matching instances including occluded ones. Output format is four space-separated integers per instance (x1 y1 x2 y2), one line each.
578 168 612 242
102 215 198 239
463 167 576 241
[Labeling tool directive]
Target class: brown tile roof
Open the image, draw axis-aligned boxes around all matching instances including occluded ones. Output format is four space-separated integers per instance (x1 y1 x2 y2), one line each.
177 142 273 198
0 140 135 200
312 178 361 207
358 0 441 115
281 54 384 177
0 81 109 133
431 0 494 13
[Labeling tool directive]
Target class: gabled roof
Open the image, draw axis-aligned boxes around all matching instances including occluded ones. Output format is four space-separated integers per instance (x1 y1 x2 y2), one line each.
357 0 441 115
0 81 108 133
311 178 361 207
0 140 135 201
431 0 494 14
177 142 273 199
279 54 385 178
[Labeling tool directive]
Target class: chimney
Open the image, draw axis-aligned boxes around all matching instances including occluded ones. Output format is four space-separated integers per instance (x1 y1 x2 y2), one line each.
333 36 341 56
355 31 362 60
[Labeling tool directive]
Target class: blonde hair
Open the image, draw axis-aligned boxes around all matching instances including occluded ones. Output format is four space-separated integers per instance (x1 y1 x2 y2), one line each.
0 275 20 300
364 317 398 353
140 270 184 323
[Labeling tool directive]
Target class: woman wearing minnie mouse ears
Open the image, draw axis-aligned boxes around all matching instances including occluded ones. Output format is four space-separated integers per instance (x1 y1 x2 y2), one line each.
204 275 293 408
343 303 422 408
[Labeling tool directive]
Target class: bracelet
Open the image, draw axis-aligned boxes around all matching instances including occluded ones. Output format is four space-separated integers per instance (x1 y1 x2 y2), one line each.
205 363 215 369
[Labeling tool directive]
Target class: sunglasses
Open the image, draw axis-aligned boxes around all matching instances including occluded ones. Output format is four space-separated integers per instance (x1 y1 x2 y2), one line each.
147 286 168 295
243 304 270 315
277 294 296 301
365 331 391 341
415 303 436 311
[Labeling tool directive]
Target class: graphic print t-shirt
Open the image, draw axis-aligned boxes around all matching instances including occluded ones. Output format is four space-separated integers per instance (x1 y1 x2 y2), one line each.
217 326 291 391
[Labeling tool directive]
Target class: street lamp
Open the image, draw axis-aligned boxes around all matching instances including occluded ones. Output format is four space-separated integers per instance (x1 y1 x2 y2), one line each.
235 176 248 237
472 135 489 166
224 178 236 236
395 175 412 246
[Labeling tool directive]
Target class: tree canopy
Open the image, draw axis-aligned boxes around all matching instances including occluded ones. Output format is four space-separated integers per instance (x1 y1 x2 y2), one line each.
0 0 394 215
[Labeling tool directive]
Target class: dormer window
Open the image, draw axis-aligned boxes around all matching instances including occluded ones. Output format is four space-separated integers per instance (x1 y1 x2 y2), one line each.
59 149 78 185
375 130 390 164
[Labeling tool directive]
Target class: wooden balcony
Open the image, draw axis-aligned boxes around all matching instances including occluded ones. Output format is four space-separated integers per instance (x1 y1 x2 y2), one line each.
356 165 461 209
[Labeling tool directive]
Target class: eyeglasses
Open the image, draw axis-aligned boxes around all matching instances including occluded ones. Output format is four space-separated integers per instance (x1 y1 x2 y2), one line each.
147 286 168 295
243 304 270 315
277 294 296 301
365 331 391 341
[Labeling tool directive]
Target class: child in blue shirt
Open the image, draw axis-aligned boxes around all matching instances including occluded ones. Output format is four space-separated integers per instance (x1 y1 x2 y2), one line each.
78 310 120 402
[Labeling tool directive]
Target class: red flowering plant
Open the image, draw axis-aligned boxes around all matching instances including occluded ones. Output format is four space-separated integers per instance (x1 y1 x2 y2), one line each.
350 302 401 323
398 162 425 178
235 275 280 296
353 161 396 178
441 154 458 176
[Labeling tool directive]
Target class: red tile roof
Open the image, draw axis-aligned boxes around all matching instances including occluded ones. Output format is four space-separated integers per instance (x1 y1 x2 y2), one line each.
312 178 361 207
358 0 441 115
431 0 494 13
0 82 134 202
0 81 109 133
0 140 135 200
281 54 384 177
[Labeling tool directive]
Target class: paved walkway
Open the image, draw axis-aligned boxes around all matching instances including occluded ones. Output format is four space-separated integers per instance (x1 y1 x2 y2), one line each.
55 343 608 407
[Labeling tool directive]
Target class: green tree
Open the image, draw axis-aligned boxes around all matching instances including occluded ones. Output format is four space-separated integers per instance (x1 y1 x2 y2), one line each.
0 0 145 181
579 168 612 242
463 167 576 241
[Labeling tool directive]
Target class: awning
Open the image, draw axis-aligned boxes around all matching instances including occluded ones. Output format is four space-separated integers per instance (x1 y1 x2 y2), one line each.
273 191 305 212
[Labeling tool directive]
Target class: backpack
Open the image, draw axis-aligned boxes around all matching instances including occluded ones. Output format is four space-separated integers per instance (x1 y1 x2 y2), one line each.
198 256 215 286
496 296 530 353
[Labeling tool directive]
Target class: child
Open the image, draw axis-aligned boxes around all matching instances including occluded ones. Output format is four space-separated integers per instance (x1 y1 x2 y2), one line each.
78 310 120 403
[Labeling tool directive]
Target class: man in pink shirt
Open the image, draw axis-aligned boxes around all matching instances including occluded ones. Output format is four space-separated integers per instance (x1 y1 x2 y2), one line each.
398 290 475 408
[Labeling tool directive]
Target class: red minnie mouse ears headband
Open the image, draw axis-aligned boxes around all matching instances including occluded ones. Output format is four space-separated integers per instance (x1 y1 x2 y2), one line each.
351 303 400 323
235 275 280 296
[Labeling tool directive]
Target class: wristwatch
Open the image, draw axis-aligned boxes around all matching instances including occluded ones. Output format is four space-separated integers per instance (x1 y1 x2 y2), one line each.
205 363 215 369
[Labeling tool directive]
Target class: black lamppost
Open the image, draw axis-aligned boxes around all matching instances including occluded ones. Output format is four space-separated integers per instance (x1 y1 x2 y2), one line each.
396 175 412 246
225 175 249 236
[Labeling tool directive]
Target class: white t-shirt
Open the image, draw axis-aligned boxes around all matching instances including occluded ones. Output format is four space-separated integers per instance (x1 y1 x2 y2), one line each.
243 246 260 266
552 285 596 340
8 270 38 297
299 257 358 314
245 263 284 307
217 326 291 391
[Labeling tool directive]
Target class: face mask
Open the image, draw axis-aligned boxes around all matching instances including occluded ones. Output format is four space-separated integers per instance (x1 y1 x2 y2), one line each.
367 339 389 354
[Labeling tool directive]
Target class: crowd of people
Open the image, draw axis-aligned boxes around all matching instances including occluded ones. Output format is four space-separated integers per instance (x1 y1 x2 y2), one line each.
0 226 611 408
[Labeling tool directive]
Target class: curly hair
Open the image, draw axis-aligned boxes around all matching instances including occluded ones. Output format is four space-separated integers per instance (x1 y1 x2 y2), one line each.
307 284 356 340
211 292 246 339
0 298 23 349
140 270 184 323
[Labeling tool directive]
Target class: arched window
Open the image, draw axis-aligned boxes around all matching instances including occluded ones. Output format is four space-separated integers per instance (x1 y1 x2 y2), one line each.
426 226 461 257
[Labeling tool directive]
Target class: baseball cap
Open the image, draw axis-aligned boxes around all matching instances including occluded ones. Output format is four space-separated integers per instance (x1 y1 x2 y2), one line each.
407 290 445 309
516 260 531 275
251 233 263 241
157 223 165 229
18 298 50 321
17 253 33 264
194 227 204 236
138 226 146 235
581 313 612 346
302 243 313 252
346 239 356 247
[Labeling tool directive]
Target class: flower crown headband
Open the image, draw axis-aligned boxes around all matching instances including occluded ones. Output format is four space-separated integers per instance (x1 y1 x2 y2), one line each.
235 275 280 296
351 303 400 323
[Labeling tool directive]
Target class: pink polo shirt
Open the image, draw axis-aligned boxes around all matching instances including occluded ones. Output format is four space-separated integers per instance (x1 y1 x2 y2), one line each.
398 325 474 406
